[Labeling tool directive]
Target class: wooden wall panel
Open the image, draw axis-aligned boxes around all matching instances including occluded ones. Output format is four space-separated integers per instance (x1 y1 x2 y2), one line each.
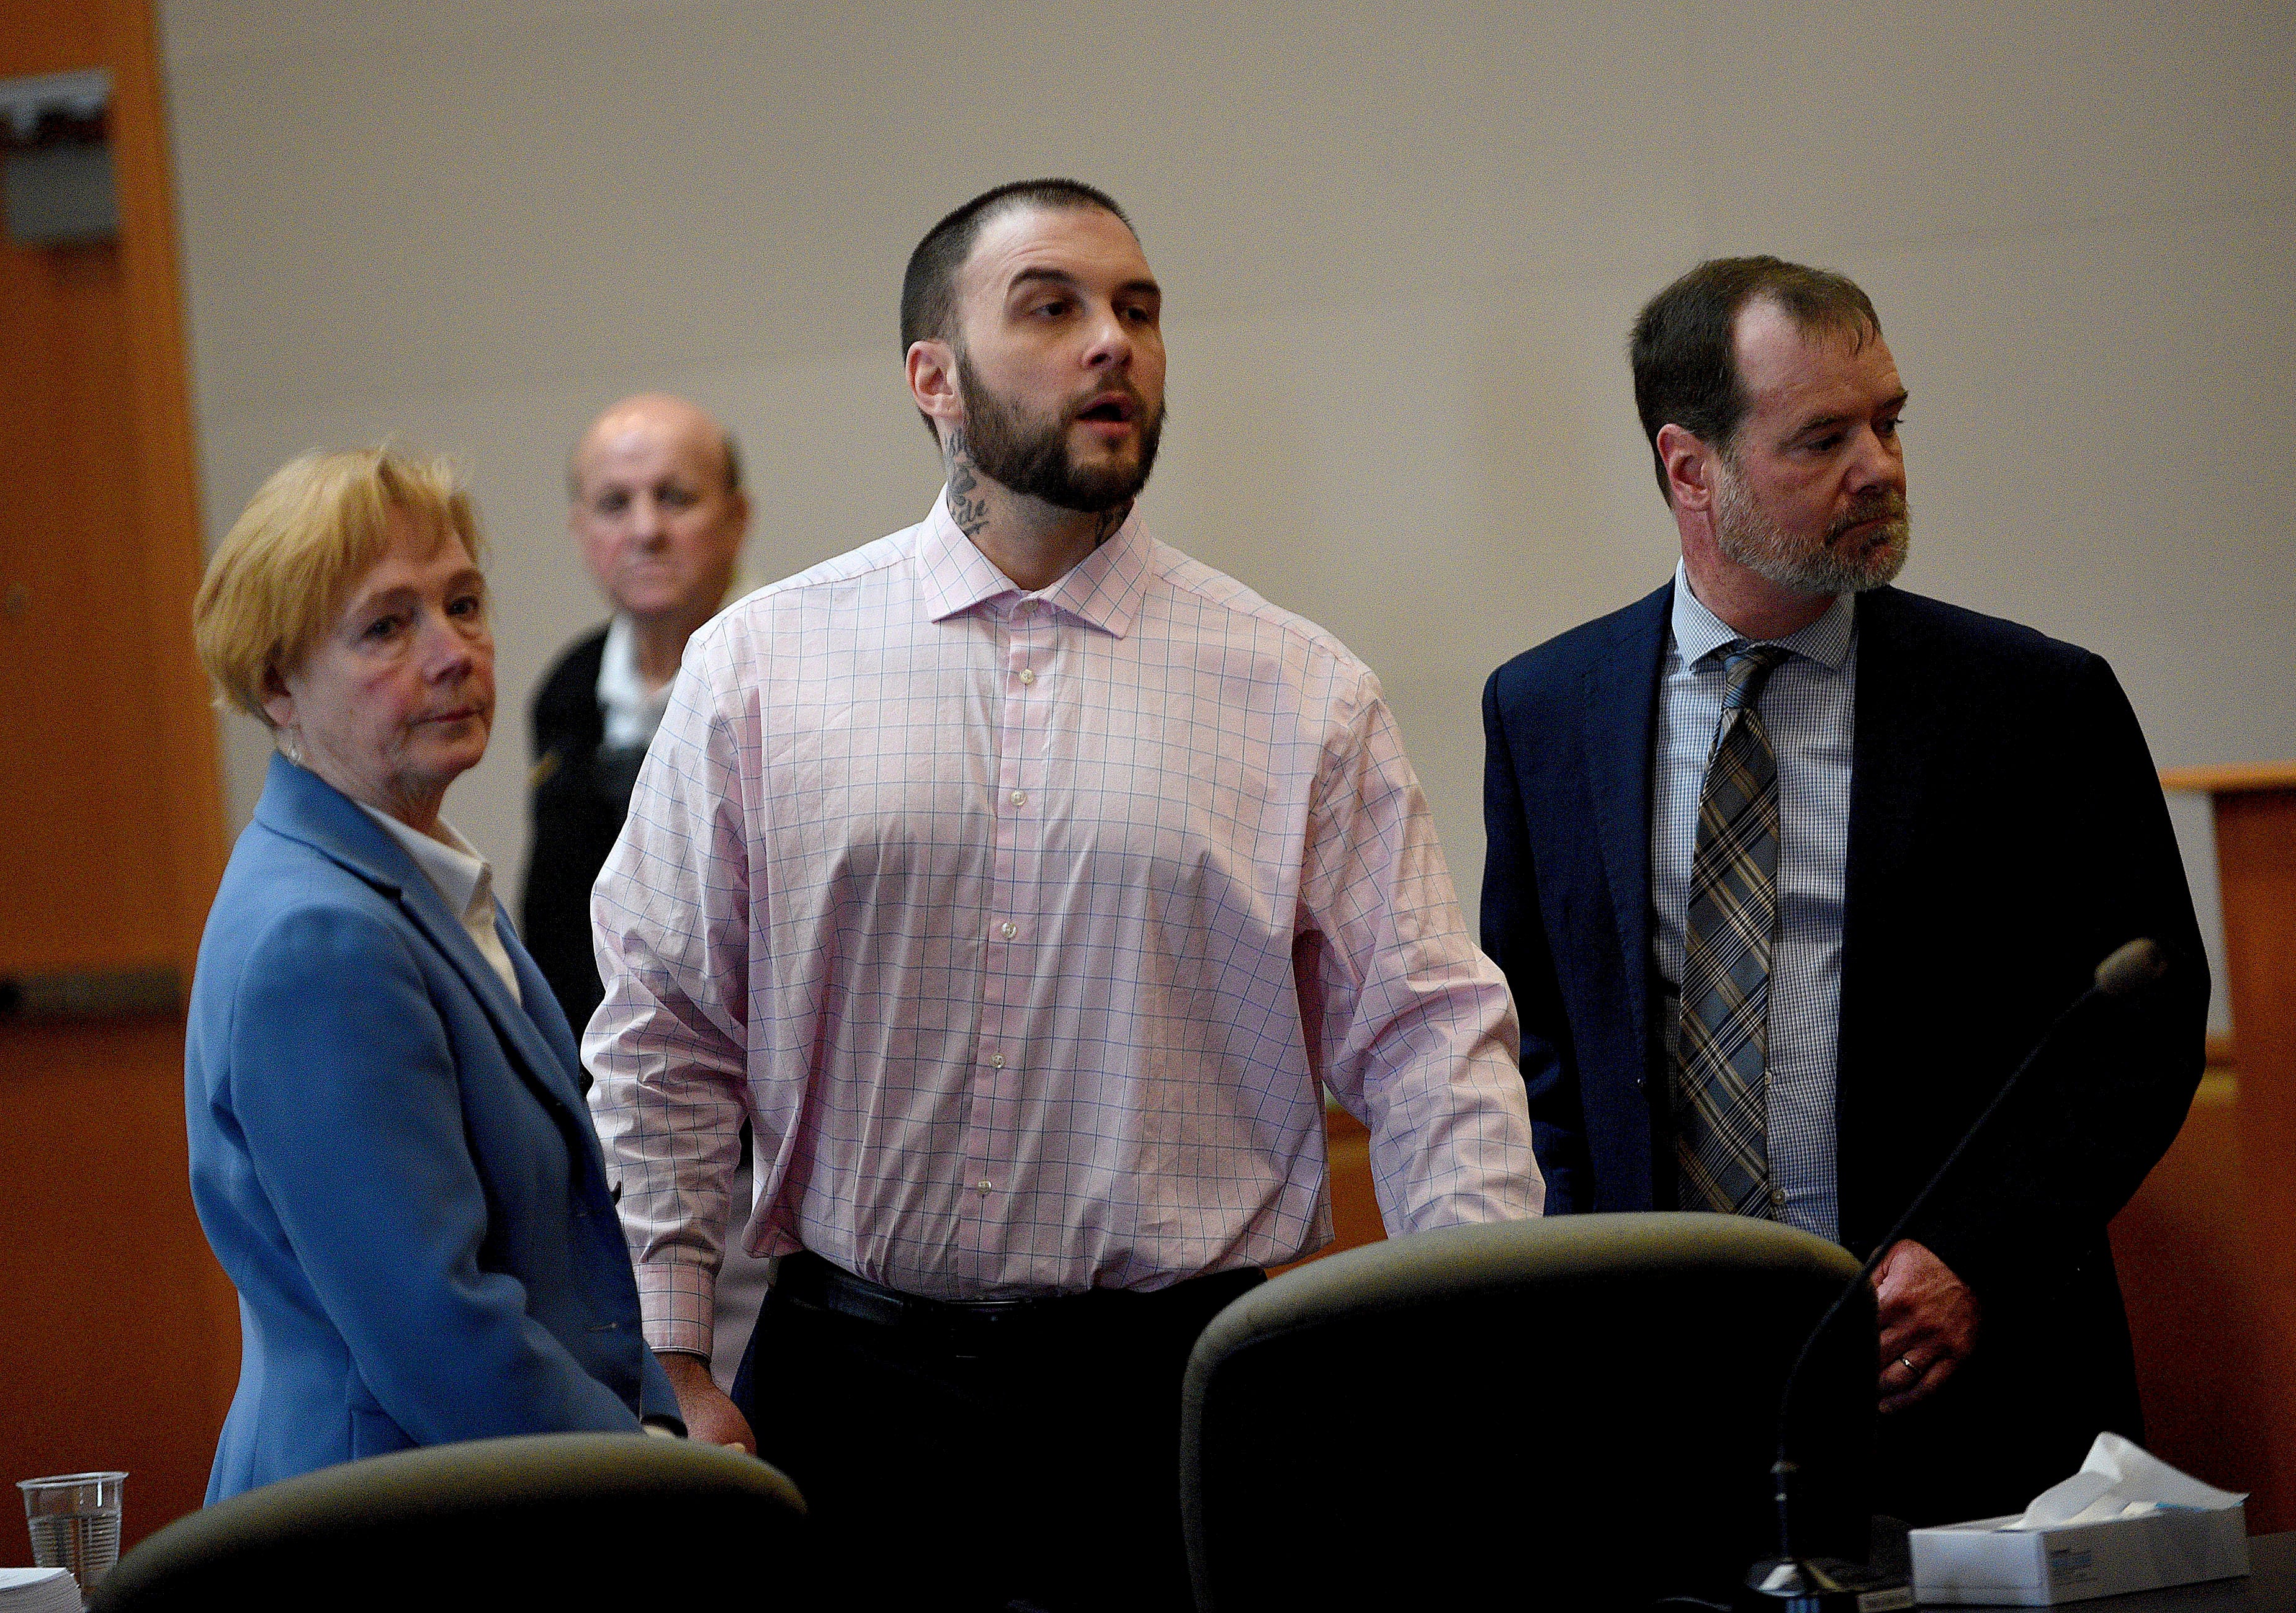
0 1024 229 1544
1271 1109 1382 1277
2110 1073 2284 1524
0 0 234 1553
2152 764 2296 1534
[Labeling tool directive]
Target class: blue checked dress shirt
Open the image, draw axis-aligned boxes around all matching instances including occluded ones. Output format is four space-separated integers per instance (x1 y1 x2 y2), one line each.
1650 563 1857 1241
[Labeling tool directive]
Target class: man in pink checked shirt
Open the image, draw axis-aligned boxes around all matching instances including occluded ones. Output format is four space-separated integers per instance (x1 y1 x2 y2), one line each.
586 178 1539 1611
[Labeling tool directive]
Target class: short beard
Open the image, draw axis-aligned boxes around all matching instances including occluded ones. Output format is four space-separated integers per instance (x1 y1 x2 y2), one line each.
1714 455 1910 596
953 348 1164 514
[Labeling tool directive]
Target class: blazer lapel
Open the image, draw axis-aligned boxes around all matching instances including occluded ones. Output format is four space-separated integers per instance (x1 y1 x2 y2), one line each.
255 755 590 1124
1581 582 1672 1046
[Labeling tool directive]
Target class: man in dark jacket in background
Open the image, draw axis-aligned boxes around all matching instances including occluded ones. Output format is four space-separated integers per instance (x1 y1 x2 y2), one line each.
524 393 747 1036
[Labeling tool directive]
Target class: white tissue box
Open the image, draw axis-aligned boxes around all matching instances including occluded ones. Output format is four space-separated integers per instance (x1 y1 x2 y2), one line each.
1909 1501 2249 1604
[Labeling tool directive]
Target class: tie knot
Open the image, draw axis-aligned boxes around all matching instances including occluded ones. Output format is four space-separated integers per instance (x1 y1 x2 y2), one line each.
1721 645 1789 712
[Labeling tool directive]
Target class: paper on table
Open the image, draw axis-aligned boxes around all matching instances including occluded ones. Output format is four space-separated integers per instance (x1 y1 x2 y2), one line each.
0 1566 82 1613
2007 1432 2246 1530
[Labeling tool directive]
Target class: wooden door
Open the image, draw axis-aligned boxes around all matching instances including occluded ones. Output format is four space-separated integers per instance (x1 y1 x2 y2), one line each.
2120 765 2296 1534
0 0 235 1550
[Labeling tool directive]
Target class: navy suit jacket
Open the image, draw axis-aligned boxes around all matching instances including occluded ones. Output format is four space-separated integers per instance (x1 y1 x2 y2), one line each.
1482 581 2206 1519
187 754 679 1501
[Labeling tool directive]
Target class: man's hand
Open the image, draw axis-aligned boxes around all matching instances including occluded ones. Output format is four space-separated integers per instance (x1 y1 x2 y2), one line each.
1871 1239 1981 1414
657 1349 757 1453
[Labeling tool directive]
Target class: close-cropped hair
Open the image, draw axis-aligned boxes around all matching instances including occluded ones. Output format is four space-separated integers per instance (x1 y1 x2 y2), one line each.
1629 256 1882 500
900 177 1135 357
194 445 485 726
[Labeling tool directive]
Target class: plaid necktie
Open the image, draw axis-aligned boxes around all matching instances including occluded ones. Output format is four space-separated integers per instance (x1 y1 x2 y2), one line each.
1676 644 1790 1217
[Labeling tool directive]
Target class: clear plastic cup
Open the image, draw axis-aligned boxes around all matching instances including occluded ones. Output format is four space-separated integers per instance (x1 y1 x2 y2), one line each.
18 1472 127 1594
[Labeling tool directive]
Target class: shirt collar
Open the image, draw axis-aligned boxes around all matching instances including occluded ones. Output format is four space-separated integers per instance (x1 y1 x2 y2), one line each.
356 802 496 929
915 490 1151 639
596 612 673 749
1670 558 1857 672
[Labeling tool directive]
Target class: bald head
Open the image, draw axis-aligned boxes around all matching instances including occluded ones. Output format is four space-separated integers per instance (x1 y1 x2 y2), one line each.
567 394 748 637
569 393 740 500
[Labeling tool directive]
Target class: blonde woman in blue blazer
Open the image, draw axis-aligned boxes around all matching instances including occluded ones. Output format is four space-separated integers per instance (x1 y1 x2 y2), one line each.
187 447 679 1501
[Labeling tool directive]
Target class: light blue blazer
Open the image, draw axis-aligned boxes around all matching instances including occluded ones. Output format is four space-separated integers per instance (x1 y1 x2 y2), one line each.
187 754 679 1501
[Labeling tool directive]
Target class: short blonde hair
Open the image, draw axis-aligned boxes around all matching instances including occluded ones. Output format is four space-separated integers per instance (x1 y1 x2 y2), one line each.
194 447 486 725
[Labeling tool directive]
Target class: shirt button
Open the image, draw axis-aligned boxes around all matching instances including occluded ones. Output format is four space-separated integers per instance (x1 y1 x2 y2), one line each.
978 1179 992 1195
990 1052 1005 1068
1769 1186 1787 1209
1000 921 1017 939
1009 789 1026 806
1018 668 1036 686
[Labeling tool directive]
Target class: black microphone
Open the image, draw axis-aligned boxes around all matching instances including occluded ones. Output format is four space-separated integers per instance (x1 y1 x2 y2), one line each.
1737 938 2169 1613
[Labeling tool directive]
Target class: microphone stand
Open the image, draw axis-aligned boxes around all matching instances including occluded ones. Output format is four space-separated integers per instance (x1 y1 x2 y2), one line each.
1736 939 2166 1613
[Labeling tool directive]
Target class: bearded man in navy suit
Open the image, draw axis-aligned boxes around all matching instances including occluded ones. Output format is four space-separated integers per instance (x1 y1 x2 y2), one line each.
1481 257 2207 1524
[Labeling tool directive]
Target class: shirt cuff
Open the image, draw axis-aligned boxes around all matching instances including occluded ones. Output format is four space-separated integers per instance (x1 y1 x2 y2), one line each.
634 1258 715 1358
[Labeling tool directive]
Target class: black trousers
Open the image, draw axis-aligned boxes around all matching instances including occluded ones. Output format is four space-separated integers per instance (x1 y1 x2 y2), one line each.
733 1254 1262 1612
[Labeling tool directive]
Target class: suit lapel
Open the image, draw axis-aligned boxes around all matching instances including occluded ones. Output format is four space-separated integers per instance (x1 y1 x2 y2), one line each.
1839 588 1930 1095
255 755 590 1124
1581 583 1671 1046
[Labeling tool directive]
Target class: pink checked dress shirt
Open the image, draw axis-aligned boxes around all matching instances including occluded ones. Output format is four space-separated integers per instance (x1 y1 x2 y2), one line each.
587 497 1538 1355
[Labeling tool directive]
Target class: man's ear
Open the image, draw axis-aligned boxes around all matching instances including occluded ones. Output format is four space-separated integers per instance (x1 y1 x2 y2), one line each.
1657 422 1716 512
907 339 962 439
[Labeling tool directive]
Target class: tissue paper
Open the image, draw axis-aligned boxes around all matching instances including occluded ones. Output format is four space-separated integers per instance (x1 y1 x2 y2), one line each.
2011 1433 2246 1530
1909 1434 2248 1605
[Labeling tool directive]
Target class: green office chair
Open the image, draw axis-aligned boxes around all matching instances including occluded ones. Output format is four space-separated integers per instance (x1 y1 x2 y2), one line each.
1180 1213 1876 1612
91 1434 814 1610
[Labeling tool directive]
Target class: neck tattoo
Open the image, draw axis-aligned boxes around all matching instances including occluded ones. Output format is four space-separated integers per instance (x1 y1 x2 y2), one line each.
944 430 990 542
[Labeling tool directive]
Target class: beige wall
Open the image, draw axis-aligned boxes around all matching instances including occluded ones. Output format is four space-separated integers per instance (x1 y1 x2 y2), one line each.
158 1 2296 1032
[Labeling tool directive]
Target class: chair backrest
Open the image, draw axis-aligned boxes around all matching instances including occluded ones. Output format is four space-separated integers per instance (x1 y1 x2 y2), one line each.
1180 1213 1875 1612
92 1434 812 1610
